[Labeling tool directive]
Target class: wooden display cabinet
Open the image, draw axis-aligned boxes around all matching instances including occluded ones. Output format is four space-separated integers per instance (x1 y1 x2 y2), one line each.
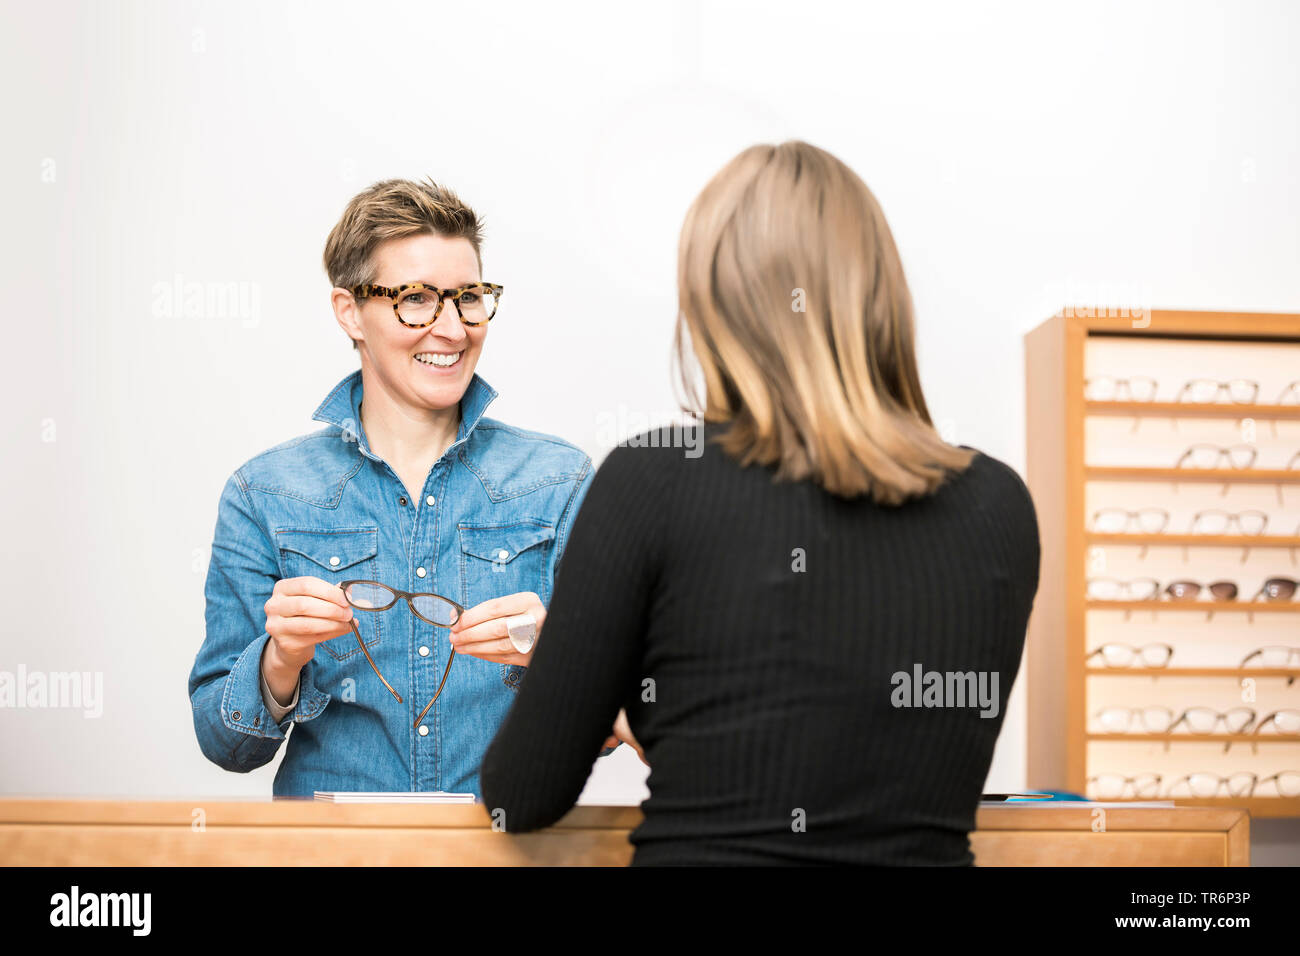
1024 309 1300 817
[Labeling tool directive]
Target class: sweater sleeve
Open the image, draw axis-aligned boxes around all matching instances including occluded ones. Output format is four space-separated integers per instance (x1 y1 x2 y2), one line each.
480 439 668 831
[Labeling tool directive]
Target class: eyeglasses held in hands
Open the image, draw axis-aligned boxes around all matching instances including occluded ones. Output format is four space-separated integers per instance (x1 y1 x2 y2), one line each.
338 580 465 729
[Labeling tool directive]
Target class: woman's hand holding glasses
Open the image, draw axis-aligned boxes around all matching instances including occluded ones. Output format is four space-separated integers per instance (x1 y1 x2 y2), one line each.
262 576 357 702
449 590 548 666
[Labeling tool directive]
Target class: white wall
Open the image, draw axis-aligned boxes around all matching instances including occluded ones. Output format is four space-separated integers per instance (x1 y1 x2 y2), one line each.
1 0 1297 806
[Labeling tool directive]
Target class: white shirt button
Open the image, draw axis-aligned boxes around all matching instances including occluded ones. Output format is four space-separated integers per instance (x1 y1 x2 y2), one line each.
329 556 340 567
426 495 436 506
416 566 427 578
418 646 430 657
497 549 509 560
418 725 429 737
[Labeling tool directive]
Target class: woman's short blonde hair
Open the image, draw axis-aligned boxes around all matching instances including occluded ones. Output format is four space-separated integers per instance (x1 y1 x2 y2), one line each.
674 140 974 504
323 178 483 350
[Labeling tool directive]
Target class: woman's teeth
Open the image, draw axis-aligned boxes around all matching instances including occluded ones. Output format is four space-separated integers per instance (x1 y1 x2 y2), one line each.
414 352 461 368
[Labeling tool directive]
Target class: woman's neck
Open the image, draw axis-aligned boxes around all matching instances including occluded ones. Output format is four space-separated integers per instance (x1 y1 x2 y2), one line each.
358 389 461 498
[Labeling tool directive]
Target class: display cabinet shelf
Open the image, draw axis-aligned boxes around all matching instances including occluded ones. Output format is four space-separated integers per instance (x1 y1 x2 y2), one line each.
1084 734 1300 744
1086 600 1300 613
1084 467 1300 484
1086 400 1300 420
1085 533 1300 548
1084 668 1300 679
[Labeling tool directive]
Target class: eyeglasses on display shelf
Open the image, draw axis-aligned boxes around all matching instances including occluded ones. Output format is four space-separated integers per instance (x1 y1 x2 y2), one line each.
1090 707 1300 737
1089 508 1170 534
1086 577 1161 601
1168 708 1257 735
1094 706 1177 734
1240 646 1300 669
1085 377 1160 402
1165 772 1300 799
1188 510 1269 536
1174 444 1258 470
1162 579 1239 602
1086 577 1300 606
1251 577 1298 602
1253 710 1300 736
1083 377 1270 405
1086 773 1163 800
1175 379 1261 404
1240 646 1300 686
1086 643 1174 668
1088 772 1300 800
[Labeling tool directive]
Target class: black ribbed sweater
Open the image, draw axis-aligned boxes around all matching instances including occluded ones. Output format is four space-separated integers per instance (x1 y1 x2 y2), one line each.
480 424 1040 865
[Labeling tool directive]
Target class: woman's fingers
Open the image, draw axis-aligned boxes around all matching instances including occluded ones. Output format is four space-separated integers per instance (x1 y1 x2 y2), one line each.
449 617 511 649
452 591 541 633
613 709 647 765
276 575 351 607
266 614 352 639
448 591 546 664
448 624 516 661
272 593 354 622
453 639 517 661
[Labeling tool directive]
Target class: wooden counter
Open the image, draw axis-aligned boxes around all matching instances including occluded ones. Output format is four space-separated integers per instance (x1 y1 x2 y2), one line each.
0 799 1248 866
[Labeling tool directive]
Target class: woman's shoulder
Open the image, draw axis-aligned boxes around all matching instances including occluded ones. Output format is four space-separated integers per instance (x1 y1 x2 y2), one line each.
954 447 1033 500
596 423 710 480
946 447 1041 543
466 417 593 480
233 426 356 491
457 418 595 502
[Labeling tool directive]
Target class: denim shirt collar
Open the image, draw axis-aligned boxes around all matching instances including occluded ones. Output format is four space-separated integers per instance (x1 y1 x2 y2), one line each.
311 368 499 463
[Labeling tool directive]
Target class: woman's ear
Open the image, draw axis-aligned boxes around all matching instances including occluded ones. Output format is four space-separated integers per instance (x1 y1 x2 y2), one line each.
331 287 363 346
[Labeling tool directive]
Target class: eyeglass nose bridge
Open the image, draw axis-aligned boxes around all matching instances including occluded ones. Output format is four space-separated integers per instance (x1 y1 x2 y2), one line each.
404 594 463 628
426 289 467 327
399 284 497 329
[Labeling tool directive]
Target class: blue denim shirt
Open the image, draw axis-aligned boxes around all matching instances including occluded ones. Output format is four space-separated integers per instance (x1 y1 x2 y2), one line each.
189 369 593 796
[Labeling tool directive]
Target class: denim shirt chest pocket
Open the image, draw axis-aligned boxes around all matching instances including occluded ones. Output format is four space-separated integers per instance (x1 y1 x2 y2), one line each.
458 521 556 691
274 528 380 662
457 521 556 606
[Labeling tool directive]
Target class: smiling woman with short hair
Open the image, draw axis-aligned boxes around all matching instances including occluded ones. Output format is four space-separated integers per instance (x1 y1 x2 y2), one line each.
481 141 1041 865
189 179 593 796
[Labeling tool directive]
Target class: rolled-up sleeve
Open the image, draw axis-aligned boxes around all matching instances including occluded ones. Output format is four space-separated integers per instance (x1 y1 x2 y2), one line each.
188 471 330 773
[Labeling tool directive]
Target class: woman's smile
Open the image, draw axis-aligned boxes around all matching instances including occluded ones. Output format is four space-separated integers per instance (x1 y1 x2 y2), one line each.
413 349 464 372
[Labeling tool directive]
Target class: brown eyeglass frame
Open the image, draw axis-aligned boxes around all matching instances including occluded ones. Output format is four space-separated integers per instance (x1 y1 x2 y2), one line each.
338 580 466 728
1253 710 1300 736
351 281 504 328
1251 577 1299 603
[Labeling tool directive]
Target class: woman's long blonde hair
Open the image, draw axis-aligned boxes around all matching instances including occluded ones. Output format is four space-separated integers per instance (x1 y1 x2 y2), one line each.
675 141 973 504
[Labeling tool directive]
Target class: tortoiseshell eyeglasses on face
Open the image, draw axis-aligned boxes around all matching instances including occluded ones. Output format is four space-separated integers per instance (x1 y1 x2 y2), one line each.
338 580 465 729
351 281 503 328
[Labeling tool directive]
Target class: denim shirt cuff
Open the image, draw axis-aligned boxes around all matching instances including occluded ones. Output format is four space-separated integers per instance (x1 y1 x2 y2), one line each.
222 633 331 738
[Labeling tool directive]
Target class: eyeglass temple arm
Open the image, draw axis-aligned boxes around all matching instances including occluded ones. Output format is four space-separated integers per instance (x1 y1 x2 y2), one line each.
412 649 456 729
351 619 402 703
